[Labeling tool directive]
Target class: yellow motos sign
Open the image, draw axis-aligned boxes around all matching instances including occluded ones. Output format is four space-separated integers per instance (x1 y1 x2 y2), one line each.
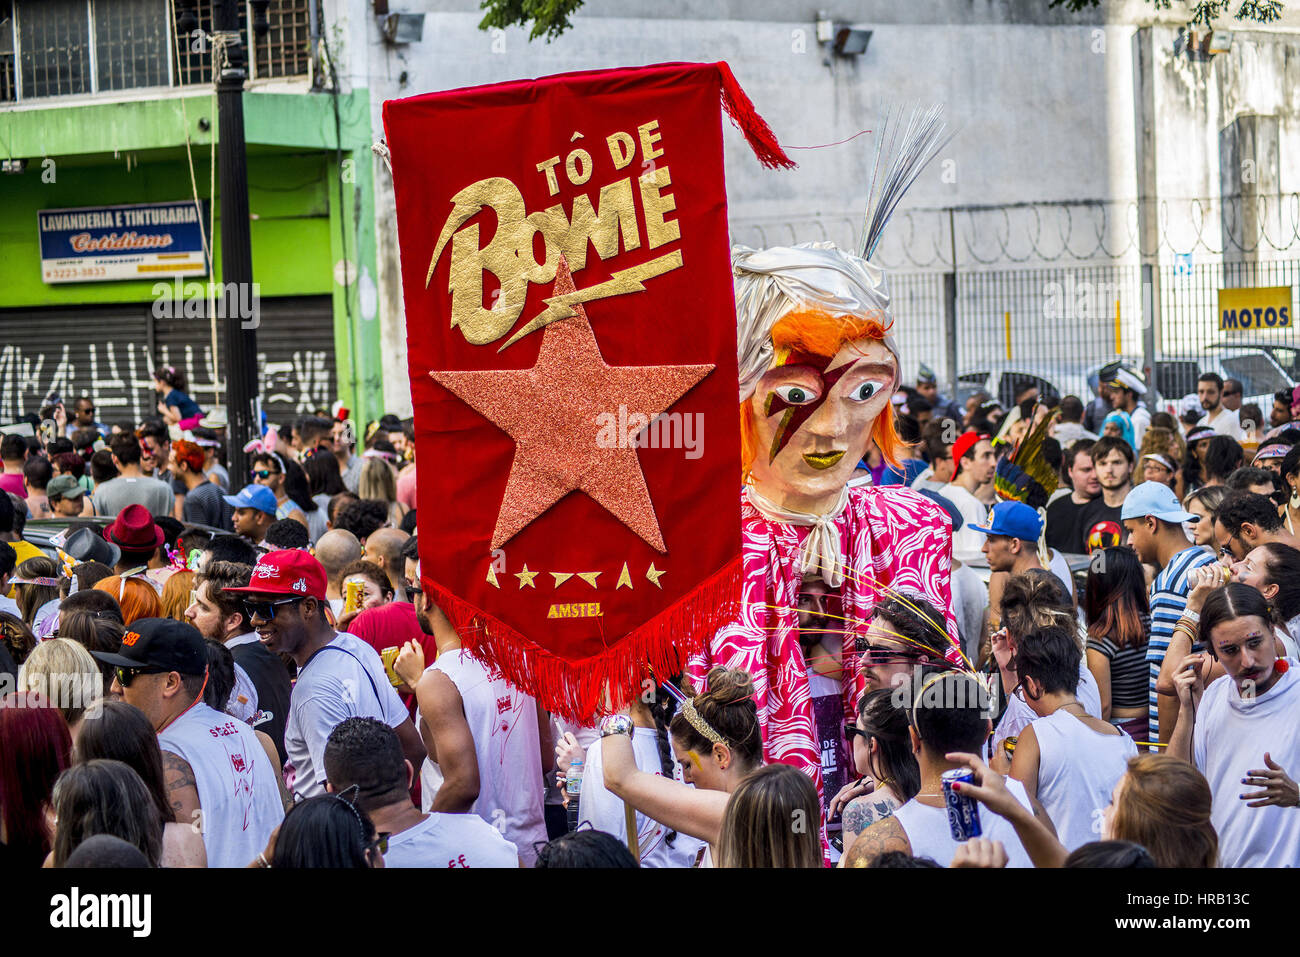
1218 286 1292 331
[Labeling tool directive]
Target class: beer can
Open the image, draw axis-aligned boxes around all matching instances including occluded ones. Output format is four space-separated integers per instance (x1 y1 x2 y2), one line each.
941 768 982 841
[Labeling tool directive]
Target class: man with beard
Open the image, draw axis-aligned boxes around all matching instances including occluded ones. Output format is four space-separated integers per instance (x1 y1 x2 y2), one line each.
1076 436 1134 554
1045 439 1099 555
797 576 849 852
1198 373 1243 440
222 549 425 797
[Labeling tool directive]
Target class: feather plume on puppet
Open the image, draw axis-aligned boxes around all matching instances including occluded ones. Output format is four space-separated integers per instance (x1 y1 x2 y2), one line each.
993 403 1060 509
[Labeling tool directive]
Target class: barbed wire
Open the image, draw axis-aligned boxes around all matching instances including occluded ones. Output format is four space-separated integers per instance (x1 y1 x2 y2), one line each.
729 194 1300 268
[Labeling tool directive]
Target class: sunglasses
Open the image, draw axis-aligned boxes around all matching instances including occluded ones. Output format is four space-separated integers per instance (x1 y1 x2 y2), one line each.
251 469 279 479
403 578 423 597
114 665 166 688
844 722 869 744
241 596 307 622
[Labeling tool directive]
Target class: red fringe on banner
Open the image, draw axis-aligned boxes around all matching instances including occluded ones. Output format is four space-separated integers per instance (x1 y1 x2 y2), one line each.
425 557 744 724
717 61 797 170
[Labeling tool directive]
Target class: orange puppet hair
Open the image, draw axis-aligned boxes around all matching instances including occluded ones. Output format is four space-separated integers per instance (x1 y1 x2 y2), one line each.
740 308 903 483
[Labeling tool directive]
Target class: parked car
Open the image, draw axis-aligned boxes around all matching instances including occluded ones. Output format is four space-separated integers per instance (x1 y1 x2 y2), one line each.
1146 348 1294 418
22 517 225 562
955 361 1106 412
1207 338 1300 380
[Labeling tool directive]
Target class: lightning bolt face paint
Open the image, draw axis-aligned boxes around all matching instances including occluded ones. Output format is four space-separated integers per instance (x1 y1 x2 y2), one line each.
747 337 898 510
764 356 852 463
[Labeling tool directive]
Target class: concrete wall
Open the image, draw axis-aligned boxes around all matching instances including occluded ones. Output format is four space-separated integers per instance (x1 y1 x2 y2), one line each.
325 0 1300 412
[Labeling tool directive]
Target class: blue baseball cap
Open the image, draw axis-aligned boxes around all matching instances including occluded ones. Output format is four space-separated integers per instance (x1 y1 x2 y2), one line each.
1120 481 1198 523
969 501 1043 541
222 483 278 516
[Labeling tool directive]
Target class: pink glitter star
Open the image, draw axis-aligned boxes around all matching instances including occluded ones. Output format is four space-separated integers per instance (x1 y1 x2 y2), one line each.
431 257 714 551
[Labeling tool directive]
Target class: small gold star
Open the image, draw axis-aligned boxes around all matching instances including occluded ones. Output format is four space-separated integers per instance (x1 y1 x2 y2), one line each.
514 564 539 588
616 562 633 590
551 572 574 587
486 565 500 588
577 571 601 588
645 563 666 588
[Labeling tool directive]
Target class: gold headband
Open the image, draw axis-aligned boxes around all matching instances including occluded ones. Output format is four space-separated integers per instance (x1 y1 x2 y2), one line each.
681 699 725 747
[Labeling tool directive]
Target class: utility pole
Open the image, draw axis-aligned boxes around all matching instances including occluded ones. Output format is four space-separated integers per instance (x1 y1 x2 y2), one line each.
210 0 269 479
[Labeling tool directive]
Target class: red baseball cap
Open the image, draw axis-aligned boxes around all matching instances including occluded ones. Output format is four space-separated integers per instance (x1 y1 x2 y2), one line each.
951 431 988 475
223 549 327 601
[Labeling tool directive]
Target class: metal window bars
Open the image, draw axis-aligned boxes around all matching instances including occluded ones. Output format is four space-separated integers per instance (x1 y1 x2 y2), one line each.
0 0 308 102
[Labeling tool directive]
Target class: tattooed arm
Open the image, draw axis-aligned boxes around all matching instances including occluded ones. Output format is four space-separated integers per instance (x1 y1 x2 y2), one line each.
161 750 201 830
840 796 899 854
839 814 911 868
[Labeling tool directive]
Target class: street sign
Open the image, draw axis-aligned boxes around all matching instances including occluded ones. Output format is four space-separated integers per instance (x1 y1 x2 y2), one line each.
1218 285 1292 331
38 201 207 284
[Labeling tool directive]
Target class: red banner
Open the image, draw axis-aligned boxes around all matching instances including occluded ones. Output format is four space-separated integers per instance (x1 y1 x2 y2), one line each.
383 63 792 721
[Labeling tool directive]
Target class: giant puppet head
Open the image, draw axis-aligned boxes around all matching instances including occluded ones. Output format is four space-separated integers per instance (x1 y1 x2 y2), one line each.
735 242 904 514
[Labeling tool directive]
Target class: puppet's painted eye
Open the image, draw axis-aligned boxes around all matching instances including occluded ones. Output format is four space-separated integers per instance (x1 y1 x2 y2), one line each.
848 380 887 403
773 385 819 405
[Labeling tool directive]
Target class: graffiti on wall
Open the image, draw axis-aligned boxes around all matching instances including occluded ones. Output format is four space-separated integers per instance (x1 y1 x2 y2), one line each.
0 342 334 424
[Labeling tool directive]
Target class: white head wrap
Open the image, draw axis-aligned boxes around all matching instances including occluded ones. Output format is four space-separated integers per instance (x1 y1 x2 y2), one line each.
733 242 900 402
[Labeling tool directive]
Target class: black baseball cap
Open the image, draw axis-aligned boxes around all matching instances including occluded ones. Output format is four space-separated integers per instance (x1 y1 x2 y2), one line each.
90 617 207 675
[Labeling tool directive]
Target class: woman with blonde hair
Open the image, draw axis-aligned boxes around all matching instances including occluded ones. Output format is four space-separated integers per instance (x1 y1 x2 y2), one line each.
159 569 195 622
12 556 61 634
600 667 764 867
92 576 162 624
1183 485 1228 550
18 638 102 731
718 763 822 868
1104 753 1217 868
358 453 407 526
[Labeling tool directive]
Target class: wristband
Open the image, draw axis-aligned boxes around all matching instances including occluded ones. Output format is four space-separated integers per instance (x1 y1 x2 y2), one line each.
600 714 634 738
1181 609 1201 624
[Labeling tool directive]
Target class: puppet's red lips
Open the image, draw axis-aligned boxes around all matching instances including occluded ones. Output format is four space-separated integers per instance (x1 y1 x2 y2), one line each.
802 450 846 470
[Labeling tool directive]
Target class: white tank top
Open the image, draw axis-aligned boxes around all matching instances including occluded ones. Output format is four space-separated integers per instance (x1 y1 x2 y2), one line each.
158 702 285 869
428 651 547 867
891 777 1037 867
1032 709 1138 851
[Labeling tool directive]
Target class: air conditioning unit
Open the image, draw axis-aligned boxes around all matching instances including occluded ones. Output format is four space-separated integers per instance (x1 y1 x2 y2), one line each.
381 12 425 45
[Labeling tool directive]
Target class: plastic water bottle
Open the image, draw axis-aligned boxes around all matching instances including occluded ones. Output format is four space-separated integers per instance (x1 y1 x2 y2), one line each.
565 759 583 831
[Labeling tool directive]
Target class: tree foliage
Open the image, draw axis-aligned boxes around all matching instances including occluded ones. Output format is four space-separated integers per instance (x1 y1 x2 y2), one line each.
478 0 588 42
1049 0 1283 24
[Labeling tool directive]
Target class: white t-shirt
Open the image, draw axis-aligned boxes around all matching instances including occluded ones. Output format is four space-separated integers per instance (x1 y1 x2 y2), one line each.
1203 406 1242 441
1048 549 1075 600
940 483 989 564
283 632 410 798
1130 406 1152 447
428 649 548 867
891 777 1037 867
1194 663 1300 867
993 659 1102 751
223 633 260 725
1030 709 1138 851
157 702 284 868
577 727 697 868
950 562 989 665
382 811 520 868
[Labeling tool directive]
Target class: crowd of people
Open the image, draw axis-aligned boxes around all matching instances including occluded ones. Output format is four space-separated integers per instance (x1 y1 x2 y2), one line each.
0 358 1298 869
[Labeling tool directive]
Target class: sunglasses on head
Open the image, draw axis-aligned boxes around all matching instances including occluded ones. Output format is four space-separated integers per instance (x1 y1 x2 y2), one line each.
241 596 307 622
114 665 166 688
